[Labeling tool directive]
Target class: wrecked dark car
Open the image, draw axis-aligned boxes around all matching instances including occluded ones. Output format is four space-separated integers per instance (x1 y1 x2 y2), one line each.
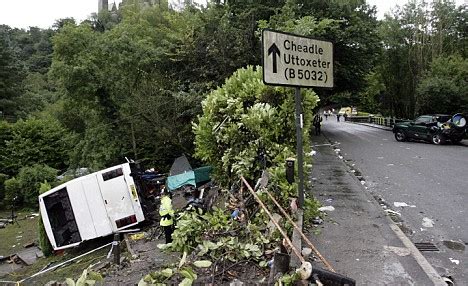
393 114 467 145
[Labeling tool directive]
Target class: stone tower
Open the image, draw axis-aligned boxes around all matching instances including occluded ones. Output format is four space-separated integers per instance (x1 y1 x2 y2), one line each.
98 0 109 12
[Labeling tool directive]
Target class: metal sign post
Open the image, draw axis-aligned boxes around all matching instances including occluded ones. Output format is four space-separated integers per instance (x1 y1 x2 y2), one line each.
294 87 305 208
262 29 333 208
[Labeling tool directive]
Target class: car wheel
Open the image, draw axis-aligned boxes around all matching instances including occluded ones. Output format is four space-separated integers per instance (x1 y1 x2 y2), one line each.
432 134 445 145
394 130 406 142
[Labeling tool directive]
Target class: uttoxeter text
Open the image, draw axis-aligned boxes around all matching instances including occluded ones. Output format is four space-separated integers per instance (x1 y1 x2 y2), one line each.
284 54 331 69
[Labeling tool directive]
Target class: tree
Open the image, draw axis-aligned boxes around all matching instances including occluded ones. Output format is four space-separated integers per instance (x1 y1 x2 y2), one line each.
0 26 24 117
52 18 77 31
416 54 468 115
50 2 285 170
3 177 21 206
368 0 467 118
0 25 56 118
358 71 386 114
1 118 71 176
0 121 12 173
193 66 319 186
0 173 8 207
3 165 57 207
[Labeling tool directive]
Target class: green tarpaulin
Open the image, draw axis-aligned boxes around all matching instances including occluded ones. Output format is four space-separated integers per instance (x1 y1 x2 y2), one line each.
167 166 212 191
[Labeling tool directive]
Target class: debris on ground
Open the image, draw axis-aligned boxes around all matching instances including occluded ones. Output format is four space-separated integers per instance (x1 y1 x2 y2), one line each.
0 150 351 285
422 217 435 228
318 206 335 212
15 247 44 266
393 202 416 208
312 217 324 225
442 240 465 251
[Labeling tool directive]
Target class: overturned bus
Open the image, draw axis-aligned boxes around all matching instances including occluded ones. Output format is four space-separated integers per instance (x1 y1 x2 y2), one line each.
39 163 163 250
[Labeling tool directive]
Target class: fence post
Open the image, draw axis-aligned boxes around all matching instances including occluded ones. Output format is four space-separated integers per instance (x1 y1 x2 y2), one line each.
113 233 120 265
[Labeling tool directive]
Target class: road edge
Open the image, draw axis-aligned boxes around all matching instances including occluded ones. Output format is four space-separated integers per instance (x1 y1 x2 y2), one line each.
389 224 446 285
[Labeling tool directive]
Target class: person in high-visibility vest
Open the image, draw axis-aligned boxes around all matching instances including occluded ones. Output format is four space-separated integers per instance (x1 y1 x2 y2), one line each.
159 187 174 243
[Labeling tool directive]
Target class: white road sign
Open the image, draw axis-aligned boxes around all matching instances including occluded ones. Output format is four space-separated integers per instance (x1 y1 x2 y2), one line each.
262 29 334 88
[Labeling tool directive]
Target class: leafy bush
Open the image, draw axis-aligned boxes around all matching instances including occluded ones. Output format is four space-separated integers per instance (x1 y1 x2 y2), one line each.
303 196 322 227
193 65 319 187
0 118 71 176
4 177 21 206
65 267 103 286
4 164 57 207
191 65 321 260
170 207 270 263
0 173 9 206
38 181 53 256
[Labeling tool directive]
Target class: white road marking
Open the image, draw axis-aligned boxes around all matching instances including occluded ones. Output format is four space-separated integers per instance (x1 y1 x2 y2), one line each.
389 224 446 285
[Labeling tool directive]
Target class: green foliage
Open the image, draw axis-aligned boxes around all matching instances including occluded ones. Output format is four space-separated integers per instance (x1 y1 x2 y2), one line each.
416 55 468 115
48 7 205 170
0 24 56 118
365 0 467 117
4 165 57 207
139 268 173 285
15 72 57 117
0 173 8 205
171 210 209 253
263 0 381 97
303 196 322 228
0 26 24 116
138 266 197 286
278 271 301 285
1 118 70 176
193 66 318 186
38 181 53 256
45 1 291 171
65 267 103 286
3 177 21 205
358 71 386 114
170 207 270 263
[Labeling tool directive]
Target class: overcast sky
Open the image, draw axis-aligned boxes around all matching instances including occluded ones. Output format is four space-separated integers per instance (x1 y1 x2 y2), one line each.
0 0 466 30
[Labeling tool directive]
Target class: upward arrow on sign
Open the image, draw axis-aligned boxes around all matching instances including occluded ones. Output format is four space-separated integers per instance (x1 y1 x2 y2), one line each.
268 43 280 73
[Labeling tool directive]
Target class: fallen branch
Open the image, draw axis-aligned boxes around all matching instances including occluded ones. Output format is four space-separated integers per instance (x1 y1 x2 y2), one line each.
264 189 335 272
240 176 304 264
213 259 250 278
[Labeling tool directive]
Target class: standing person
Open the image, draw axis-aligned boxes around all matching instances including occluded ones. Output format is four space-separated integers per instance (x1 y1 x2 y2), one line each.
159 187 174 243
343 112 348 121
337 113 341 122
324 110 329 120
313 113 323 135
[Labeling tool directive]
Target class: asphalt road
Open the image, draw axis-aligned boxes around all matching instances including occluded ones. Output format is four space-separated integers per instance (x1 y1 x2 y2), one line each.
319 117 468 285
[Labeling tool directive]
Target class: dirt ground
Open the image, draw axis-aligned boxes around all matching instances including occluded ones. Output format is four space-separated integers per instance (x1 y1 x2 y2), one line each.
102 231 269 285
1 218 272 285
103 234 180 285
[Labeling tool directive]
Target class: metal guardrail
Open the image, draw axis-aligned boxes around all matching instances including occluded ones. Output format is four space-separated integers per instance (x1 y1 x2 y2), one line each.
345 116 406 128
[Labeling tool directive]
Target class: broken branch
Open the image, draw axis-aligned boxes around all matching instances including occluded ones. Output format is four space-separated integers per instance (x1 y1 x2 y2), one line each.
264 189 335 272
240 176 305 264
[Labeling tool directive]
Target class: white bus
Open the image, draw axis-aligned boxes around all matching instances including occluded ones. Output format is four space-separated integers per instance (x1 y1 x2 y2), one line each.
39 163 147 250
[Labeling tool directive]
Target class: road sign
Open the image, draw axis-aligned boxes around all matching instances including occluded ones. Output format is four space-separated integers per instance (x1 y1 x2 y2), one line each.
262 29 334 88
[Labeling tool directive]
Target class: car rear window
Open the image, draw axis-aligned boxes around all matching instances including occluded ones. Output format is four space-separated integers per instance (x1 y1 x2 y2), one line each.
414 116 432 124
